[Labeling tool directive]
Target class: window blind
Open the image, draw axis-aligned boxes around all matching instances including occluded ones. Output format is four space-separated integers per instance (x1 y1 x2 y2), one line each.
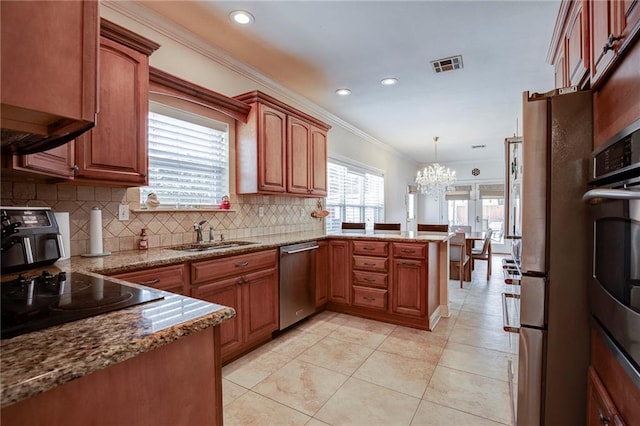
326 161 384 233
142 109 229 206
445 185 472 200
479 184 505 199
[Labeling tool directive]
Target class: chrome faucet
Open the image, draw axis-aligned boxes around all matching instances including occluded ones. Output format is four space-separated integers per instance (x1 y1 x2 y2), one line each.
193 220 207 243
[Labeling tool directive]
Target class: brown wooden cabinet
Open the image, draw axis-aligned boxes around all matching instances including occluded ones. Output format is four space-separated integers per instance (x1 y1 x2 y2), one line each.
191 249 279 362
329 240 350 304
549 0 589 89
587 367 625 426
390 242 427 318
0 1 98 143
235 91 330 197
315 240 330 307
112 264 189 296
351 240 389 311
4 19 159 185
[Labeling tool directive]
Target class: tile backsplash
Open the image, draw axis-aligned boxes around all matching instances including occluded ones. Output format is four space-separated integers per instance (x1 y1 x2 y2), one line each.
1 180 325 256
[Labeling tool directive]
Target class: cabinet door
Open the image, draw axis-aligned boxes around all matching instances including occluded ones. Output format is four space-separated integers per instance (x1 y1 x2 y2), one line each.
587 367 624 426
192 278 243 359
391 258 427 317
242 268 279 344
310 126 328 196
258 104 287 193
315 241 330 307
75 36 149 184
287 116 311 195
15 143 76 178
590 0 618 85
554 46 566 89
0 1 98 131
329 240 351 304
567 4 588 86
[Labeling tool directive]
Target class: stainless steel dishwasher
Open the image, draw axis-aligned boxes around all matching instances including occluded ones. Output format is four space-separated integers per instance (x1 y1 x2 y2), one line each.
279 241 318 330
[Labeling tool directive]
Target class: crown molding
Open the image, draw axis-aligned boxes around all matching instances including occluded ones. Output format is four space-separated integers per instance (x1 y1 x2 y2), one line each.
102 1 416 165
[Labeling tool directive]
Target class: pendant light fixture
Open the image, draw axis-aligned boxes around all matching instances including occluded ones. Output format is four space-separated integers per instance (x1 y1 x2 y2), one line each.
415 136 456 196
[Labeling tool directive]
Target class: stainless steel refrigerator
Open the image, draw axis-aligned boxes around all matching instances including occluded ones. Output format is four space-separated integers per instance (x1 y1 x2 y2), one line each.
518 88 592 425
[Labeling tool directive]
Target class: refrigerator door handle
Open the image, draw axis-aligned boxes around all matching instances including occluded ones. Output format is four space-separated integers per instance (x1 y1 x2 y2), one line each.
582 188 640 203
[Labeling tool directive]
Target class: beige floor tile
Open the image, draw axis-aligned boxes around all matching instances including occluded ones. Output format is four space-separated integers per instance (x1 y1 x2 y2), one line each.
423 366 512 424
460 297 504 317
315 377 420 426
353 350 435 398
263 329 325 358
224 391 311 425
222 378 248 407
377 325 446 363
455 310 504 331
411 400 506 426
296 312 343 337
252 359 348 416
223 348 291 388
429 315 457 339
448 323 518 354
297 336 375 375
306 418 331 426
438 341 517 382
327 317 395 349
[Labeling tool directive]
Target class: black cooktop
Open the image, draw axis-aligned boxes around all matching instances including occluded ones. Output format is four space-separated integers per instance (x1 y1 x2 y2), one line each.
1 271 164 339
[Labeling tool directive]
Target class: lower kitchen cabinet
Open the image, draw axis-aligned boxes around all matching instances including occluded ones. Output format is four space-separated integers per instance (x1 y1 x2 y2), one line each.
113 264 189 296
587 366 624 426
391 242 427 318
191 250 279 363
328 240 350 304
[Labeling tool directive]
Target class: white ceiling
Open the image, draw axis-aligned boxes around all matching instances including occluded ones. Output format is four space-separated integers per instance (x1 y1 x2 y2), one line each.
139 0 560 165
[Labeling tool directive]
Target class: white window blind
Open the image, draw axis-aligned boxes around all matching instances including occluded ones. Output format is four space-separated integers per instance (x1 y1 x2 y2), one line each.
326 160 384 233
142 103 229 207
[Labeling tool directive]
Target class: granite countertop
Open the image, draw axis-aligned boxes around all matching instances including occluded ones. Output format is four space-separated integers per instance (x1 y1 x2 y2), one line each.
0 229 451 408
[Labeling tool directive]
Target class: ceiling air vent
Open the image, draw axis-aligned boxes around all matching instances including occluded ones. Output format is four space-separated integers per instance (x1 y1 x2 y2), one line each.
431 55 463 73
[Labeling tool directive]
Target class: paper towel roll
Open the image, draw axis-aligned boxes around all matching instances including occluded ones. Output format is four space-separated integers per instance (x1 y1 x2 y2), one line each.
53 212 70 260
89 207 104 255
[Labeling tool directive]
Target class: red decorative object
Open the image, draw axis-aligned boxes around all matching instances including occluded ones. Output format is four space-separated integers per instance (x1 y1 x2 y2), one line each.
220 195 231 209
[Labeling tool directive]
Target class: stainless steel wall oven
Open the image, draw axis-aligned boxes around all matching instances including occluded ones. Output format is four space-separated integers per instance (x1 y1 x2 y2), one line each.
583 118 640 377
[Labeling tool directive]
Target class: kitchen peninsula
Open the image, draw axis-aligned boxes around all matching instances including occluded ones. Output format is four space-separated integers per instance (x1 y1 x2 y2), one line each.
0 230 451 424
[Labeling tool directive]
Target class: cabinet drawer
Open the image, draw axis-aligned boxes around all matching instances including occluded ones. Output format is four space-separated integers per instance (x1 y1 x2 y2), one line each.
352 286 387 310
392 243 426 259
353 255 388 272
352 241 388 256
191 249 278 285
353 270 388 289
113 264 188 295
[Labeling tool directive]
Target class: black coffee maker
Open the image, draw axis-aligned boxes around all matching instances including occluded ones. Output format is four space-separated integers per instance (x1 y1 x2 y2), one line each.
1 206 65 273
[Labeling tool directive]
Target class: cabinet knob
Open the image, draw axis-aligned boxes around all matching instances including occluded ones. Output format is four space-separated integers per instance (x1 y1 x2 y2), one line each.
71 165 79 175
602 33 623 54
598 412 610 425
140 172 147 178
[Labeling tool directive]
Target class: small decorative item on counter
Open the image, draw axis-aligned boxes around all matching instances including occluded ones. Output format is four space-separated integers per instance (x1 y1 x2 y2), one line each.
220 195 231 210
145 193 160 209
138 228 149 250
311 199 330 218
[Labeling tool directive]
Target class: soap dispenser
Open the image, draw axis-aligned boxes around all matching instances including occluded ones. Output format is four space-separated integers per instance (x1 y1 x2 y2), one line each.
138 228 149 250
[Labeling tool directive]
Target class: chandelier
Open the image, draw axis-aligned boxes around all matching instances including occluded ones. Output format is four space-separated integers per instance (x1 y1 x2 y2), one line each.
415 136 456 195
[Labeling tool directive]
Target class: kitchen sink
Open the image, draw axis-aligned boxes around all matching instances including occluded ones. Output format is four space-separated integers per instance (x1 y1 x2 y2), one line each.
168 241 258 252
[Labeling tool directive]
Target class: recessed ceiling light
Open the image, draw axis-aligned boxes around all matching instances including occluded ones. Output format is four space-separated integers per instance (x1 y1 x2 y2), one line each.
335 88 352 96
229 10 254 25
380 77 398 86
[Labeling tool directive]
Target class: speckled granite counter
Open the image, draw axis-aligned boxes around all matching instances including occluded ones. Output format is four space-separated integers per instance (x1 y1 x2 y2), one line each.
1 230 451 408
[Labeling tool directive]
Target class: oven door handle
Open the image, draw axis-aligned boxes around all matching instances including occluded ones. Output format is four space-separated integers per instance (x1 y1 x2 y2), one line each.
582 188 640 203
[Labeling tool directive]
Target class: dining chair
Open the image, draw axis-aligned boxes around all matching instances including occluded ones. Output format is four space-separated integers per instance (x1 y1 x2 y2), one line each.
449 232 469 288
341 222 366 233
373 223 401 234
471 228 493 280
417 224 449 232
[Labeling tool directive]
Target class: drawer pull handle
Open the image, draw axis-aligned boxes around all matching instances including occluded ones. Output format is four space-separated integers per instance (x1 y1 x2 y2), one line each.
401 249 416 253
363 262 376 266
401 262 417 266
364 277 375 282
235 261 249 267
137 278 161 286
363 296 376 301
238 277 249 284
598 412 610 425
602 33 623 54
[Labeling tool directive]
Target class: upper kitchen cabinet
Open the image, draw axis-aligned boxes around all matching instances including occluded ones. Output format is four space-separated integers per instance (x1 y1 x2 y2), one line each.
0 1 98 154
234 91 330 197
548 0 589 89
75 19 160 185
589 0 640 87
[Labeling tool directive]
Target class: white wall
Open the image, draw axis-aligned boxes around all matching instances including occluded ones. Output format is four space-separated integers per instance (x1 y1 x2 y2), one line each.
102 4 418 230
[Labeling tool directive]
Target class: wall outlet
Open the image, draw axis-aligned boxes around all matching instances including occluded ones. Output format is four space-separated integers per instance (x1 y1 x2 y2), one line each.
258 206 264 217
300 207 305 217
118 204 129 221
